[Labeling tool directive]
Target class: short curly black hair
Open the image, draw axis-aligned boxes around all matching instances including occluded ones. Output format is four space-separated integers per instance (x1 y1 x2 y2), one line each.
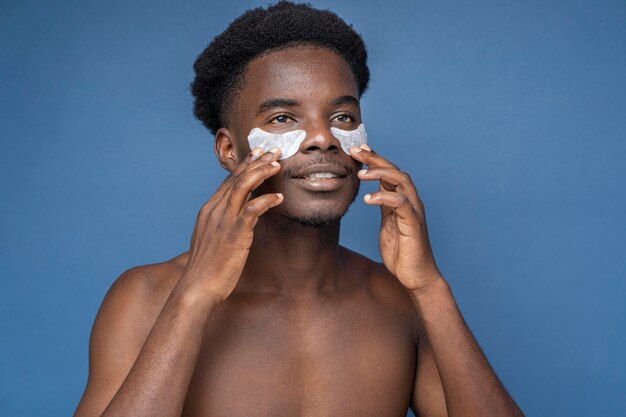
191 1 370 135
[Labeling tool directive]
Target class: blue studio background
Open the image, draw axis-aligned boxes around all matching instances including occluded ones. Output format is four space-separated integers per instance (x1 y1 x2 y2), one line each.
1 0 625 416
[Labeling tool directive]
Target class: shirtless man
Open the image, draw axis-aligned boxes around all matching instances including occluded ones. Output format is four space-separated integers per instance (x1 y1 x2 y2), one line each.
74 2 524 416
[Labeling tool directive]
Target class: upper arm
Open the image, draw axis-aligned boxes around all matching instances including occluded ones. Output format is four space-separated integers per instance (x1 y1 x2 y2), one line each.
366 264 448 416
74 268 163 417
410 326 448 417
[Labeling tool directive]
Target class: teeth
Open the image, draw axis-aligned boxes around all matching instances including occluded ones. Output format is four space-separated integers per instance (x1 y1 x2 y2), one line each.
304 172 339 179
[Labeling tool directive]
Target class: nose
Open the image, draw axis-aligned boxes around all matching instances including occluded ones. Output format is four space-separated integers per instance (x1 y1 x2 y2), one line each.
299 124 341 155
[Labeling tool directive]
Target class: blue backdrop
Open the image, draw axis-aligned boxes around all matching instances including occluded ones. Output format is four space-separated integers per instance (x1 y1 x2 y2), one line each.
1 1 624 416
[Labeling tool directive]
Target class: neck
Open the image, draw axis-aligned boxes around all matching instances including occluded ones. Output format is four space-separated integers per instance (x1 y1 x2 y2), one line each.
235 212 343 299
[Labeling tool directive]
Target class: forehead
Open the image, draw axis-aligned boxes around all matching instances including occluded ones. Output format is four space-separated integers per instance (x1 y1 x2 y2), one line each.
237 45 359 107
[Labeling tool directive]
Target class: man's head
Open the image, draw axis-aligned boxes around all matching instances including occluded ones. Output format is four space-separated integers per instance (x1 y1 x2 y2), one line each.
191 1 369 135
191 1 370 228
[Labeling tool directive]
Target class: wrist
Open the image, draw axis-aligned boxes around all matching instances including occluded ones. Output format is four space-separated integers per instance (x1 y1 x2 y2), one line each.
175 271 227 308
407 276 455 324
402 268 446 292
408 274 450 303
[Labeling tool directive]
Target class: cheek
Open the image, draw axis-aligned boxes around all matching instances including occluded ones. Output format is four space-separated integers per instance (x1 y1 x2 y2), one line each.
235 142 252 162
249 170 284 198
230 126 253 162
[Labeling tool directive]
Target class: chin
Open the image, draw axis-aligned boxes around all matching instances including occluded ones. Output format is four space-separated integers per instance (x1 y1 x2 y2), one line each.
282 212 342 229
273 189 357 229
255 170 360 227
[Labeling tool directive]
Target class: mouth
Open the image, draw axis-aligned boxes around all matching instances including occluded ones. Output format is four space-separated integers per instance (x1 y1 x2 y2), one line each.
290 167 350 191
291 175 347 191
298 172 343 180
290 163 349 178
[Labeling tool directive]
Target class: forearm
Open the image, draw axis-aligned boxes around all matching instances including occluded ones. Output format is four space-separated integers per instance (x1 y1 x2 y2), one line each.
410 277 524 417
100 273 220 417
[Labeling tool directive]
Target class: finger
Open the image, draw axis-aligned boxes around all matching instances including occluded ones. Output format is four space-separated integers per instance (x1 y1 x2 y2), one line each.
358 166 415 193
205 172 239 208
237 192 284 229
363 191 416 220
200 147 268 208
215 147 265 198
212 148 280 211
226 158 282 214
349 144 399 169
233 147 281 176
229 146 262 176
223 147 281 203
206 149 281 226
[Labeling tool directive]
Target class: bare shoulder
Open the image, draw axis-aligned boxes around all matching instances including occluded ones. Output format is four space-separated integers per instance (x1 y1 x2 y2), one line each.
90 251 189 359
104 252 188 310
339 246 421 340
99 253 183 318
74 253 189 416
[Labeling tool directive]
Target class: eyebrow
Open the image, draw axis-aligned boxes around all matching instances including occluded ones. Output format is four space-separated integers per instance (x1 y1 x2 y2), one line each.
256 98 299 115
255 95 360 116
331 95 360 106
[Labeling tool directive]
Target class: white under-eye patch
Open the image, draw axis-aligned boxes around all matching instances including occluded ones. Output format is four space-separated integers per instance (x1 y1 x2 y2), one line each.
247 123 368 160
330 123 368 155
247 129 306 160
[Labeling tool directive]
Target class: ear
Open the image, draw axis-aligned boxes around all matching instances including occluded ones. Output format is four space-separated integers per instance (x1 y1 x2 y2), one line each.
214 127 242 173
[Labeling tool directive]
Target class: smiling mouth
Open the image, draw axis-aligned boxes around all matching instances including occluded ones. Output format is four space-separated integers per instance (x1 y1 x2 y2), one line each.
290 174 350 192
298 172 344 180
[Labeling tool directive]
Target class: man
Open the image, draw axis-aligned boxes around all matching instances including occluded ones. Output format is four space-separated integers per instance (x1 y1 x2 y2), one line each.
74 2 524 416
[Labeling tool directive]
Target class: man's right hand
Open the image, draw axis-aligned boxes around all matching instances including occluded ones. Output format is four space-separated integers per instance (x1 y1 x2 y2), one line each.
183 146 283 302
73 147 282 417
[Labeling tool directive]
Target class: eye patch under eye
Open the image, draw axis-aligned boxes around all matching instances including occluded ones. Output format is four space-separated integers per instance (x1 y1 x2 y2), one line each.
247 123 368 160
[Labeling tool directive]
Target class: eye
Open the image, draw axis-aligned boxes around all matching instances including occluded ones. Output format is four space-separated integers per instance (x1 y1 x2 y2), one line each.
270 114 293 124
332 114 355 123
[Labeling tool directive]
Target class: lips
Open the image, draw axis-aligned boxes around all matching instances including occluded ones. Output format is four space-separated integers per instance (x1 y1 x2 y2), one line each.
287 164 351 192
302 172 340 179
291 164 348 179
292 176 347 191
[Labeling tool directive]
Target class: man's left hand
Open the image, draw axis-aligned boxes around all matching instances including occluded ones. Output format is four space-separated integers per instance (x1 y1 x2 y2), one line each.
350 144 443 291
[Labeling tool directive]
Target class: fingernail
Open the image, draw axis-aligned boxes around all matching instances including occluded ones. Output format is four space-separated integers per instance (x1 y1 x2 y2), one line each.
364 194 372 201
351 146 362 153
360 143 371 151
358 169 367 176
276 193 283 199
269 147 280 154
270 161 280 167
251 147 263 161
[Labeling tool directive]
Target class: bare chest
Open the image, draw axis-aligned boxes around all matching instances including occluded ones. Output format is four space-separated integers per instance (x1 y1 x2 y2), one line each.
181 294 416 417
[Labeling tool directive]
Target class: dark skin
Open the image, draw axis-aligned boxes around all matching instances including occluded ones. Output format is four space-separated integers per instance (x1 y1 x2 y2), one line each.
74 46 524 417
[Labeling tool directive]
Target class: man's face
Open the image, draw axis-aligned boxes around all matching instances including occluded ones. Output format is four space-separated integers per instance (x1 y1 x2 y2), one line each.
226 45 363 226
